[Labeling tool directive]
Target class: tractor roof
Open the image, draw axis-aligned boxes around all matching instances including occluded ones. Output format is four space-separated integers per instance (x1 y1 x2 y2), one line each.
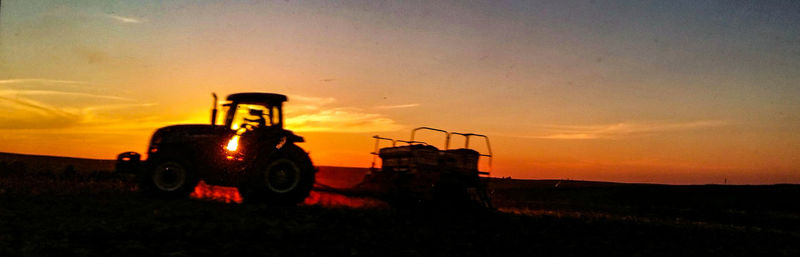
226 93 287 105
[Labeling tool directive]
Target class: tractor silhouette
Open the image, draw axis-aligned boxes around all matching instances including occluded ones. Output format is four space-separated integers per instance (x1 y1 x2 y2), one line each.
117 93 314 205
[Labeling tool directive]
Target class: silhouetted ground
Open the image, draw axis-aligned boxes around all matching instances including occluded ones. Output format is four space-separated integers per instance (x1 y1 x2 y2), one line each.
490 179 800 233
0 153 799 256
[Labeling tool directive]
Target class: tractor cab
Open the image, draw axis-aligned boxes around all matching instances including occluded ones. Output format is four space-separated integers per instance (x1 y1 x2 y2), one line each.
212 93 301 159
218 93 287 131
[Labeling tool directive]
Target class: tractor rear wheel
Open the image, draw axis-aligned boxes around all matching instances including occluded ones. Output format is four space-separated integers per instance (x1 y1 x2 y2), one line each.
138 158 198 198
238 145 315 205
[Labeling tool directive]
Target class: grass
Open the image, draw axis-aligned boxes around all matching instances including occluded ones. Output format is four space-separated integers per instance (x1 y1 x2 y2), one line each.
1 171 799 256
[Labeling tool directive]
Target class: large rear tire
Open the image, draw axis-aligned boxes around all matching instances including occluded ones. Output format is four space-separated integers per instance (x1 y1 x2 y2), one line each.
138 158 198 198
238 145 315 205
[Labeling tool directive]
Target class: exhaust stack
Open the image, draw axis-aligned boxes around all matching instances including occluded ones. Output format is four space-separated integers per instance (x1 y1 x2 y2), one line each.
211 93 218 126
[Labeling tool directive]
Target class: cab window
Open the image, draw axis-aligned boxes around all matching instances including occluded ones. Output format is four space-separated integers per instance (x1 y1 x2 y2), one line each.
271 106 281 126
229 104 273 130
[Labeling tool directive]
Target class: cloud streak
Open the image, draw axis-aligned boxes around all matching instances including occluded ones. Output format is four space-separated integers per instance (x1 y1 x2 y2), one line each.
0 84 152 130
287 95 336 109
375 103 420 109
530 120 728 140
0 89 132 101
284 95 402 133
0 96 159 130
0 96 80 129
106 14 145 24
287 107 401 133
0 78 87 85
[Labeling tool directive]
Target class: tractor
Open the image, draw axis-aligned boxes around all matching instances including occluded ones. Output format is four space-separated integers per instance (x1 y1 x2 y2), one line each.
116 93 315 205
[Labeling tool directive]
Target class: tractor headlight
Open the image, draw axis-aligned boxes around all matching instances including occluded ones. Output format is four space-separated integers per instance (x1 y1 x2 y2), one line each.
226 135 240 152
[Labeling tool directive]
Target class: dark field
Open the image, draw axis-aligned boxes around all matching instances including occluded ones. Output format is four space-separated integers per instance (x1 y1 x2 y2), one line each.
1 153 799 256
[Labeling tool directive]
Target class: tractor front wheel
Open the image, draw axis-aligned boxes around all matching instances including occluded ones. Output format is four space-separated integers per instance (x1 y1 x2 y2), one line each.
138 158 198 198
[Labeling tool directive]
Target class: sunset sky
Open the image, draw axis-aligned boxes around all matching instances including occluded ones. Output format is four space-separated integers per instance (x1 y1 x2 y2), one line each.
1 0 798 184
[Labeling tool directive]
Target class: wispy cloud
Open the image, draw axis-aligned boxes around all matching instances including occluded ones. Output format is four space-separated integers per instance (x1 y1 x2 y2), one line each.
82 103 157 111
285 95 337 111
529 120 728 140
288 95 336 106
0 96 80 129
0 85 152 130
0 78 87 85
375 103 420 109
284 95 402 133
286 107 401 133
106 14 145 24
0 89 132 101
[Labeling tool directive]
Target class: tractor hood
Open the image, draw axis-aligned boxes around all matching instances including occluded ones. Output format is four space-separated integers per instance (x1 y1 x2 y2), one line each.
150 124 229 145
150 124 304 146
